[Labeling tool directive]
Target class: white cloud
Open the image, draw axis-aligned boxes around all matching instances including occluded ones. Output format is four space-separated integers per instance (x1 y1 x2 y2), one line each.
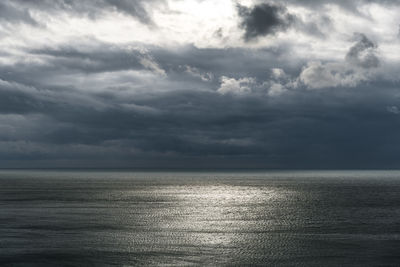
139 56 166 76
217 76 255 95
298 61 373 89
217 70 295 97
265 68 298 96
271 68 287 79
268 82 287 96
184 65 213 81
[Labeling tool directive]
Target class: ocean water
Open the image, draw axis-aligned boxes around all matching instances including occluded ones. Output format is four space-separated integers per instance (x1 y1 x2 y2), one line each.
1 170 400 266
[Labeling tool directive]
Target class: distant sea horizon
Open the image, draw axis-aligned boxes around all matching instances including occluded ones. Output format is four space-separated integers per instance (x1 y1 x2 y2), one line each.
3 167 400 171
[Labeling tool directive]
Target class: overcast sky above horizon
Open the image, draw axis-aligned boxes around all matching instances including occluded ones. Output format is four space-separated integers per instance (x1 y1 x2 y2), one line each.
1 0 400 168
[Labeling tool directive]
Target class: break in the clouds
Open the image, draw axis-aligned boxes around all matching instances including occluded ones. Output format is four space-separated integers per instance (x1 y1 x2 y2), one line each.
1 0 400 168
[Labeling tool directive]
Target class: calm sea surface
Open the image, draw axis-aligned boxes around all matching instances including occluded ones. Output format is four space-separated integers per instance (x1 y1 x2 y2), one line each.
1 170 400 266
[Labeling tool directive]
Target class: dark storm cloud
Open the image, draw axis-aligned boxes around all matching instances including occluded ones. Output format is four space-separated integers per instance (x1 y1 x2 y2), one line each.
235 0 399 42
345 33 379 68
0 38 399 168
2 76 400 168
0 78 107 116
1 42 399 168
237 3 295 41
237 2 333 40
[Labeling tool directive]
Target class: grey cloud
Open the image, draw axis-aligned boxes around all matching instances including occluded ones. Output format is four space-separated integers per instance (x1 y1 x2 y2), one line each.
387 106 400 114
279 0 400 12
19 43 298 88
278 0 360 11
2 78 400 168
101 0 156 24
299 33 379 89
294 14 333 38
2 40 400 168
345 33 379 68
299 61 370 89
237 3 295 41
2 1 400 169
0 1 37 25
2 0 163 26
27 46 155 77
398 24 400 38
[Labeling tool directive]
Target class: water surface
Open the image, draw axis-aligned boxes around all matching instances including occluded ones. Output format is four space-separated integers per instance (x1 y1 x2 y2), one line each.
1 170 400 266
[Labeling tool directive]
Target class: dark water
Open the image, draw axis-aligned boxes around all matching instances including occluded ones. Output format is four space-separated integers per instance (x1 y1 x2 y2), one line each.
1 170 400 266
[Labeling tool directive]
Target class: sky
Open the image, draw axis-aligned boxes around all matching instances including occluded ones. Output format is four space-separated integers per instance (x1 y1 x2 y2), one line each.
1 0 400 168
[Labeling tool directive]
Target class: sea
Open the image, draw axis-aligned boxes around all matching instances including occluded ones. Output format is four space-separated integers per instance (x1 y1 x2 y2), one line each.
1 170 400 266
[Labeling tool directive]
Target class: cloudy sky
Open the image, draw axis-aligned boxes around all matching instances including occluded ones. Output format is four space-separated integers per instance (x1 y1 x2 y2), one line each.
1 0 400 168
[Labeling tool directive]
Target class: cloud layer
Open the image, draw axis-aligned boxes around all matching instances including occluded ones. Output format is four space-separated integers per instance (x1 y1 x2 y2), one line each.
1 0 400 168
